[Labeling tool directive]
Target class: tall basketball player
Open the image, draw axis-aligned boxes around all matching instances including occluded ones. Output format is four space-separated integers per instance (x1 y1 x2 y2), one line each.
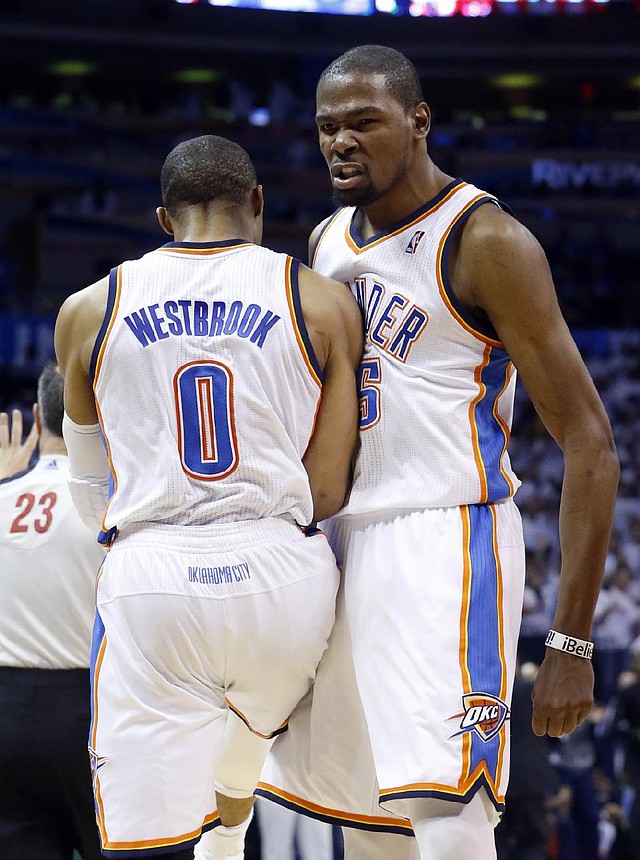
54 135 363 860
259 45 619 860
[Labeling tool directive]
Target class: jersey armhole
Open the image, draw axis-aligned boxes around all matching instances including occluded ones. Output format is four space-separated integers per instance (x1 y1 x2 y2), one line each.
89 266 121 385
286 257 323 386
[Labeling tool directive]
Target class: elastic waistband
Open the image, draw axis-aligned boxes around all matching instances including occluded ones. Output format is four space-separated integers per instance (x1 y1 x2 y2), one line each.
113 516 304 552
0 667 90 686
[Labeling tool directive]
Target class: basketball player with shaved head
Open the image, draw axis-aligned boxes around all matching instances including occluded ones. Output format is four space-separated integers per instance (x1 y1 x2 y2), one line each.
259 45 619 860
55 134 362 860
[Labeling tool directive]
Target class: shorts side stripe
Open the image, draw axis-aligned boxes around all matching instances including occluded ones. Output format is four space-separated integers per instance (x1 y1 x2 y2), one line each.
467 504 507 797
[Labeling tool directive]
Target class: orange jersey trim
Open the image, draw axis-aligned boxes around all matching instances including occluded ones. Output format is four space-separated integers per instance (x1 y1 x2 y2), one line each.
469 345 492 504
344 183 464 255
284 256 322 390
436 196 504 348
157 243 253 256
459 505 473 784
256 783 414 833
490 503 509 790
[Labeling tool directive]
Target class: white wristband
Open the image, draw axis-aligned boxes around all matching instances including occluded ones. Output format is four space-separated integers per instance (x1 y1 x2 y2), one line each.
545 629 594 660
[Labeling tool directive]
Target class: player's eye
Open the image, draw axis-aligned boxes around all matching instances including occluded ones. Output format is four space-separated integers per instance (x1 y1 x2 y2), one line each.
318 123 336 135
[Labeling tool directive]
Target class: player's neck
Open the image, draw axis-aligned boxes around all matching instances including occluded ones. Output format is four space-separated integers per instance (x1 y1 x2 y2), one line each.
39 432 68 457
170 208 255 245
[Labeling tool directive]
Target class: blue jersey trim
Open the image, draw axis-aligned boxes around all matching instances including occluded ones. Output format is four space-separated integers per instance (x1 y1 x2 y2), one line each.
309 208 341 267
0 464 35 485
440 197 502 342
289 258 323 383
466 504 504 784
347 179 465 249
161 239 248 250
475 349 513 503
89 267 119 385
379 772 505 815
254 787 415 836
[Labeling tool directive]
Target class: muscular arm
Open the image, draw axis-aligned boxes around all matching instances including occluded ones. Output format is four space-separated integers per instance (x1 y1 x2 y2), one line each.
453 206 619 737
298 266 363 522
55 277 109 423
55 278 112 530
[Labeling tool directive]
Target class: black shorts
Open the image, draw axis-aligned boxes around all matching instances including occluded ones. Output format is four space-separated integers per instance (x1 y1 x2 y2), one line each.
0 666 102 860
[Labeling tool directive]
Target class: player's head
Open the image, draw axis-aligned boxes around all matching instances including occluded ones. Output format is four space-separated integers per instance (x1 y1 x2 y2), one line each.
37 362 64 438
315 45 430 207
158 135 263 241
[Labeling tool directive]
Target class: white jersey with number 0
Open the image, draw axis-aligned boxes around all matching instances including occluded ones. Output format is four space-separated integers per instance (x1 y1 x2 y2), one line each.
92 241 321 534
311 179 520 515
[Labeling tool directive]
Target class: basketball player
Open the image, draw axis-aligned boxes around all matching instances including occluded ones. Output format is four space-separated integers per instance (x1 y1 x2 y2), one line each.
258 46 619 860
54 134 362 860
0 363 104 860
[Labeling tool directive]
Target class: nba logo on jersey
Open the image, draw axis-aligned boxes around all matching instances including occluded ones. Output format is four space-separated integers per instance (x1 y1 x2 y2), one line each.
405 231 425 254
448 692 510 742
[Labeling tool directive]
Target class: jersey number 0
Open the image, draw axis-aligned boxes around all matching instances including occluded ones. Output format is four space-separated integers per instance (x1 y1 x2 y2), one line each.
174 361 239 481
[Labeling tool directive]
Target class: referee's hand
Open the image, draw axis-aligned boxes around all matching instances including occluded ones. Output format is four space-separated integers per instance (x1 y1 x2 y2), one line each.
0 406 39 480
531 648 594 737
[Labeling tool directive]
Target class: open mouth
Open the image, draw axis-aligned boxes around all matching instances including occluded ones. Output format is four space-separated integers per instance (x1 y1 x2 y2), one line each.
331 161 365 190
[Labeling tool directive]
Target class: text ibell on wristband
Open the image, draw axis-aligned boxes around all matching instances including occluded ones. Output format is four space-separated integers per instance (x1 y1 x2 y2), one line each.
545 629 594 660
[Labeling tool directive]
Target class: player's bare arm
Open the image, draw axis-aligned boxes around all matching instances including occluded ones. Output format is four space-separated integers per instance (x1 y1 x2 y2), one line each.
298 266 363 521
451 205 619 738
55 276 109 424
55 277 113 531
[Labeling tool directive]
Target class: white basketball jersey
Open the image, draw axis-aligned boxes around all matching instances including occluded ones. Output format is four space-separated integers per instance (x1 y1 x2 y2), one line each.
0 456 104 668
92 241 321 534
311 180 520 515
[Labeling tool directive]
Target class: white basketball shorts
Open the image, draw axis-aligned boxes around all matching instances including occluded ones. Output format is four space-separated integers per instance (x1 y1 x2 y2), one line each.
89 517 339 856
259 501 525 832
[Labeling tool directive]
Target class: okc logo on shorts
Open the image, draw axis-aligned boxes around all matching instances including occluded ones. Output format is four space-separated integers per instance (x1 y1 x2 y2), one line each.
88 745 108 789
448 692 510 743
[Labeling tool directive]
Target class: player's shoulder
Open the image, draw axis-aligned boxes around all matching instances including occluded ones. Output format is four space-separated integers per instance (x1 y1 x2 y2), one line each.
462 200 543 263
309 207 346 261
58 275 110 324
298 262 351 305
297 263 362 336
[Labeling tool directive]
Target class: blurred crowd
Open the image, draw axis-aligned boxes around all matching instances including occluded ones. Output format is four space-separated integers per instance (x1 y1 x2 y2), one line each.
502 331 640 860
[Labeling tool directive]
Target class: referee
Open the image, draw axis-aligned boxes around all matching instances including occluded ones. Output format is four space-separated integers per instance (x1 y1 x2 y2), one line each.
0 363 104 860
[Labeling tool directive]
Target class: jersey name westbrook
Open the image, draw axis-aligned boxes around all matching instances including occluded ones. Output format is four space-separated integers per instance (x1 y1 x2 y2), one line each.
123 299 281 349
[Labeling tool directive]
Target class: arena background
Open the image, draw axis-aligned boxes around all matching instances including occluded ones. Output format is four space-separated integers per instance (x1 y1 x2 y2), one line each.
0 1 639 858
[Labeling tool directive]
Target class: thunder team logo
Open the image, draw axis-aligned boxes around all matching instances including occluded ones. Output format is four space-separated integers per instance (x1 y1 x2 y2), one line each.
448 692 510 743
88 746 108 789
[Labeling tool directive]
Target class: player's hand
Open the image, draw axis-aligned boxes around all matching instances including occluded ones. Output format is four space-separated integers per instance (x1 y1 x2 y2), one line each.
0 407 40 480
531 648 594 737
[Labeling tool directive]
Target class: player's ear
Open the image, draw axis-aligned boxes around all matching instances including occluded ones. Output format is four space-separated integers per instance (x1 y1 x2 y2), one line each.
252 185 264 219
156 207 174 236
33 403 42 436
413 103 430 138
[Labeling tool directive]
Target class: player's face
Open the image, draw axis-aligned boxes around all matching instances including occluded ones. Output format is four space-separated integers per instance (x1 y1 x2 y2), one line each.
315 73 415 208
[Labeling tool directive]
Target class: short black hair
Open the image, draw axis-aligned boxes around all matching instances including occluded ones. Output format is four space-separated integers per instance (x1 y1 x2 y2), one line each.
318 45 424 112
37 362 64 437
161 135 257 217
